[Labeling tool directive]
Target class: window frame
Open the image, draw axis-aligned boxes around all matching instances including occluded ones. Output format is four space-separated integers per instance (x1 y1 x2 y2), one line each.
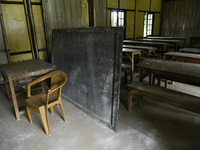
143 12 154 37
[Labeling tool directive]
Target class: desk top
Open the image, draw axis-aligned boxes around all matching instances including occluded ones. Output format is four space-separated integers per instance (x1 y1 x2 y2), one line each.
123 40 169 47
0 59 55 78
137 38 181 44
123 45 157 50
123 48 141 53
179 48 200 54
147 36 187 40
164 52 200 59
138 59 200 78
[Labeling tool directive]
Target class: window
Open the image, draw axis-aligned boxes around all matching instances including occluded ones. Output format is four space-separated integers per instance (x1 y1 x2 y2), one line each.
143 13 154 37
111 11 124 27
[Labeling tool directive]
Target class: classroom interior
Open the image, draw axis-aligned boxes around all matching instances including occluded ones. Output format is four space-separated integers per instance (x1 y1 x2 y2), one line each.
0 0 200 149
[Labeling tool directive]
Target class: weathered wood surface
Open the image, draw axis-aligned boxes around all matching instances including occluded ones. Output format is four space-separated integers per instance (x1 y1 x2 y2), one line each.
0 59 55 120
179 47 200 54
137 38 181 44
123 48 141 53
127 80 200 113
123 44 157 50
138 59 200 86
122 48 141 80
164 52 200 64
147 36 187 45
0 59 55 79
162 0 200 45
123 40 169 58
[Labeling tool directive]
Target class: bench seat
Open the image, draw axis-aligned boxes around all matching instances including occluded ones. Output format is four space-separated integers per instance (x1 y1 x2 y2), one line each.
127 81 200 114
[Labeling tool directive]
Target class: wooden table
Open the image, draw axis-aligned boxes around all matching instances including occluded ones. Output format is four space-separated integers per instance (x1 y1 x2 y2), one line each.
147 36 187 45
138 59 200 87
123 45 156 57
123 48 141 80
0 59 55 120
164 52 200 64
123 40 169 59
136 38 181 52
179 47 200 54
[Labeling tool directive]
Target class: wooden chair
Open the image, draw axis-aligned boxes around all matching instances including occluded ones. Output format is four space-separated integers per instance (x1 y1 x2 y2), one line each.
25 70 67 136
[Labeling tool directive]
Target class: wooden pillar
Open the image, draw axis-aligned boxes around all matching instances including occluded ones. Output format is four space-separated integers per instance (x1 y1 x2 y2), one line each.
88 0 94 27
0 2 11 63
26 0 39 59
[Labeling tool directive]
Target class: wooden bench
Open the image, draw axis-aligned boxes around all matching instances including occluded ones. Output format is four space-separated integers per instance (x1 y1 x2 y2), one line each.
127 80 200 114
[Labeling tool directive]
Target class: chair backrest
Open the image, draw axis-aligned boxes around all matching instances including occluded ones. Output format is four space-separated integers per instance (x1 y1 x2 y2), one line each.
49 70 67 99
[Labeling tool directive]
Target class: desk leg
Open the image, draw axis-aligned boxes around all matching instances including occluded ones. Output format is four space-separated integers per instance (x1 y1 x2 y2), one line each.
8 76 20 120
131 53 134 81
2 73 11 102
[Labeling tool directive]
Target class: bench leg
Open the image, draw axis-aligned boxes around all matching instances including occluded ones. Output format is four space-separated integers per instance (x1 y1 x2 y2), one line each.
128 89 139 112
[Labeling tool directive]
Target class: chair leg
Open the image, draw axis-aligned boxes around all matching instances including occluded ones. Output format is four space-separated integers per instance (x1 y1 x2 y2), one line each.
50 107 54 115
26 105 32 124
39 106 49 136
59 101 66 122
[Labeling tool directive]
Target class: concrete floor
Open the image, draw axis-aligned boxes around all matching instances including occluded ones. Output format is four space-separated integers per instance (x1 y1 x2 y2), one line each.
0 79 200 150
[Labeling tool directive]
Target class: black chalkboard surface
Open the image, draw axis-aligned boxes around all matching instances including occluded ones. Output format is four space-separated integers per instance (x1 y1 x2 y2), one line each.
51 27 123 131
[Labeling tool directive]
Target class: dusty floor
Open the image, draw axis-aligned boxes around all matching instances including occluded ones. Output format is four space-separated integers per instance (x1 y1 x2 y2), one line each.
0 79 200 150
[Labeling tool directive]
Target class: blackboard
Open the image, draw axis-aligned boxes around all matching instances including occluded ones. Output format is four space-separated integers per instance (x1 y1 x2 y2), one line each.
51 27 123 131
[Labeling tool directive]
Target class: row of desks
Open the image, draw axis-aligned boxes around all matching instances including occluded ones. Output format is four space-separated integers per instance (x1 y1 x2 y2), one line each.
124 40 168 59
139 59 200 87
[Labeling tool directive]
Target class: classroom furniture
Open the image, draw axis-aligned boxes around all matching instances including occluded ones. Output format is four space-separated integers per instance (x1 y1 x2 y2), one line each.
190 37 200 46
164 52 200 64
136 38 181 52
139 59 200 87
0 59 55 120
26 70 67 136
179 47 200 54
127 59 200 112
123 45 156 58
127 80 200 113
122 48 141 81
121 64 131 84
123 40 169 59
147 36 187 45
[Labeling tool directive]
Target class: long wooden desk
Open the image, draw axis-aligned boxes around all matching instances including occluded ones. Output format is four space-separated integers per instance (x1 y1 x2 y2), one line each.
138 59 200 87
123 45 156 57
136 38 181 52
164 52 200 64
123 48 141 80
179 47 200 54
0 59 55 120
147 36 187 45
123 40 169 59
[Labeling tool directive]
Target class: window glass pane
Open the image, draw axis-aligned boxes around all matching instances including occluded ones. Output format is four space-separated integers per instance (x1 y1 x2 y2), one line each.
111 11 117 27
118 12 124 18
118 19 124 27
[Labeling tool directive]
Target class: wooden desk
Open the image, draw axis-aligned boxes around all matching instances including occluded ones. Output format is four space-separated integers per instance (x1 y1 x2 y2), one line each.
123 40 169 59
164 52 200 64
0 59 55 120
136 38 181 52
147 36 187 45
123 48 141 80
123 45 156 57
179 47 200 54
138 59 200 87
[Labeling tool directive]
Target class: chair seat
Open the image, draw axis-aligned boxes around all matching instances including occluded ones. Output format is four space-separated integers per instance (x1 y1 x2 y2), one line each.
26 93 58 109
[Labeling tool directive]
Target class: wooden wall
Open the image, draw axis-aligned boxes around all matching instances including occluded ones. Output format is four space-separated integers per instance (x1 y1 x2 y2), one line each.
162 0 200 41
107 0 162 39
43 0 107 59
